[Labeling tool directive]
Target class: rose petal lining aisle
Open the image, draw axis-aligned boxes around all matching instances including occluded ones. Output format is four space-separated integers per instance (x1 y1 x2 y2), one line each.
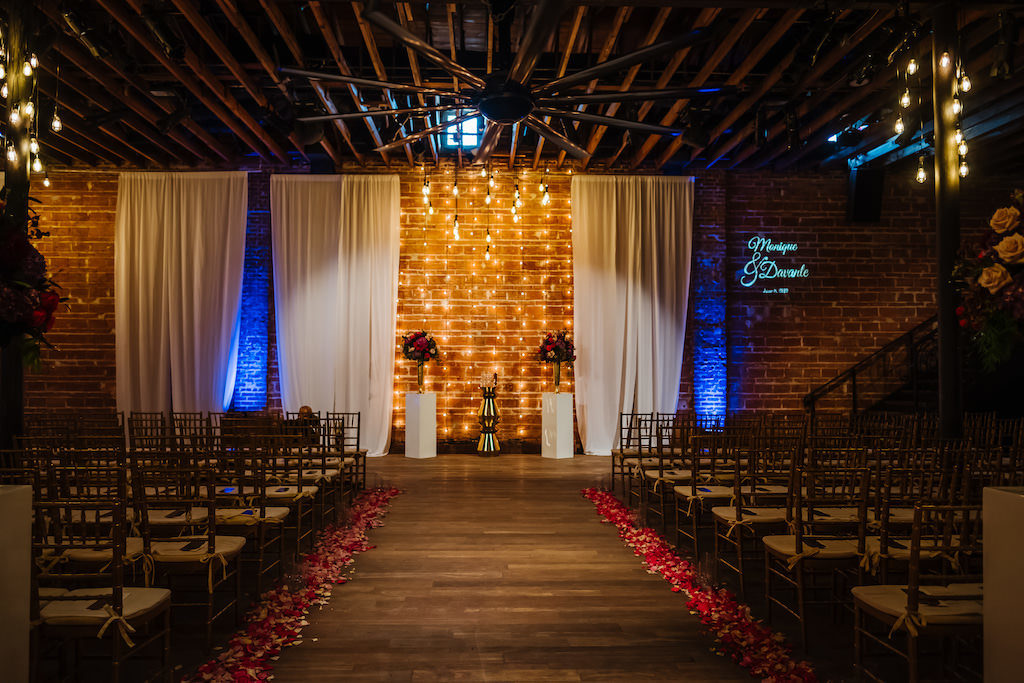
187 487 401 682
582 488 817 682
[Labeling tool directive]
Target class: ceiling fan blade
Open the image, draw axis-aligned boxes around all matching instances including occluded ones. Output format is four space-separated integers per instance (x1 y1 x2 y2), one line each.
472 122 506 165
280 67 464 98
298 105 458 123
535 108 685 136
535 28 711 95
359 0 486 89
507 0 568 85
526 115 590 160
538 86 736 106
374 111 477 153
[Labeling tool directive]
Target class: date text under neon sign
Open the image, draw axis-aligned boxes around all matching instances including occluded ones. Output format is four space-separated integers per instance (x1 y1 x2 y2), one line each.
740 236 810 293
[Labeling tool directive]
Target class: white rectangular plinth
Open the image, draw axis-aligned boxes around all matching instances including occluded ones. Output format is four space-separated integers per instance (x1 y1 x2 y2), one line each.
985 486 1024 682
405 392 437 459
542 392 574 459
0 485 31 683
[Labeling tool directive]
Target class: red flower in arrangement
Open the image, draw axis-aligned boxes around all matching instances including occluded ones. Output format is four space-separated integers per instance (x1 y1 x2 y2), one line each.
183 488 400 682
581 488 817 682
401 330 439 363
953 189 1024 371
538 329 576 364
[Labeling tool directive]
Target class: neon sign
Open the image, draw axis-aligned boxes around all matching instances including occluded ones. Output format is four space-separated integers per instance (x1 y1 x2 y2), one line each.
739 236 810 293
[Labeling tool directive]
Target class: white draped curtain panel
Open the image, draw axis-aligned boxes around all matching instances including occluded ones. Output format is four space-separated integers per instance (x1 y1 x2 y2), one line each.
115 171 248 413
571 175 694 455
270 174 400 457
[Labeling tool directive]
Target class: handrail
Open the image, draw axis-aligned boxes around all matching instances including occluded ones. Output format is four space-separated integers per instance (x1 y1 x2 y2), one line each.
804 315 938 412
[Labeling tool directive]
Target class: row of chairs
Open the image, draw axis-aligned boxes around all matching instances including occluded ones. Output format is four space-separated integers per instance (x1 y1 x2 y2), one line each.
11 409 370 683
611 411 993 682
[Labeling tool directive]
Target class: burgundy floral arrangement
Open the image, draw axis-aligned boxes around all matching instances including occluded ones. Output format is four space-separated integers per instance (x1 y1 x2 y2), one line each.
538 329 576 364
953 189 1024 371
186 487 400 682
583 488 817 682
401 330 439 363
0 185 63 366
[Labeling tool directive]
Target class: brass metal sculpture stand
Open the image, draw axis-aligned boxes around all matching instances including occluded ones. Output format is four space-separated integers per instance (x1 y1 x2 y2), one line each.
477 385 500 455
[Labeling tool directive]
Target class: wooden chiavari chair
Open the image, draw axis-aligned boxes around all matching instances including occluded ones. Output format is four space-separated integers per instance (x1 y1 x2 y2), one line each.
611 412 654 497
33 456 171 683
853 504 982 683
77 411 126 449
673 430 747 557
326 411 366 494
128 412 167 451
642 415 689 530
762 466 870 649
129 439 245 649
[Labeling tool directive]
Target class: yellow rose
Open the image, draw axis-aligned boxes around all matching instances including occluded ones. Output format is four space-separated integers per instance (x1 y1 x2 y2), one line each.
978 264 1012 294
996 234 1024 264
990 206 1021 233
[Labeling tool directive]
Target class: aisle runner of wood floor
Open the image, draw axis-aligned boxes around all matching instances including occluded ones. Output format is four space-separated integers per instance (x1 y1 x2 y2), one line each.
272 454 748 682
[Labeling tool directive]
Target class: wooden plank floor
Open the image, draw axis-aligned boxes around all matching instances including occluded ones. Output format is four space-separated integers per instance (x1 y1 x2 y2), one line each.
272 453 750 682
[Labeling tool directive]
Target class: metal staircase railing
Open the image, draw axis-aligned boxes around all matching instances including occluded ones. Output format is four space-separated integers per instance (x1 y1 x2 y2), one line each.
804 315 939 416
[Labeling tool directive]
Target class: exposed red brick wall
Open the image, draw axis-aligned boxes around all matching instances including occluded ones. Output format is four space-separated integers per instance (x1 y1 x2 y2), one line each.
21 166 1022 444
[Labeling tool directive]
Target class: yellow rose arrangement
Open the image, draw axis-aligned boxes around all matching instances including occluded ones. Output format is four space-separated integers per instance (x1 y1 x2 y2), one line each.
953 189 1024 371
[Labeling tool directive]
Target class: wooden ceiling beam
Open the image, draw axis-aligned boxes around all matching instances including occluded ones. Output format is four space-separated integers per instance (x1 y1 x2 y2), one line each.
624 7 742 169
398 2 438 164
553 6 631 167
352 1 416 165
724 9 892 168
213 0 345 165
96 0 275 163
37 84 149 166
311 81 366 166
48 38 209 164
39 0 228 163
508 121 521 169
531 4 585 169
306 1 390 165
577 6 672 169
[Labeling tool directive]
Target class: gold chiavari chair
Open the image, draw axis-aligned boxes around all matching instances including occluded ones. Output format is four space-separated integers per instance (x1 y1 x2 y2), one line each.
611 412 654 497
326 411 366 494
127 412 167 451
673 430 747 557
853 504 982 683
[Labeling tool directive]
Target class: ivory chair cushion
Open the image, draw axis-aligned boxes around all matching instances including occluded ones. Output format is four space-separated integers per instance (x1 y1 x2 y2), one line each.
40 587 171 626
674 485 733 500
712 506 788 525
63 536 145 563
215 507 290 524
150 535 246 563
762 535 860 560
851 584 983 625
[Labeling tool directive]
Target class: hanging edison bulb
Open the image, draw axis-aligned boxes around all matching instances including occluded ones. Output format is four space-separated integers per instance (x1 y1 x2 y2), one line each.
959 160 969 177
32 156 42 173
6 146 16 162
541 187 550 206
21 60 32 77
485 188 492 205
29 53 38 69
958 140 968 156
29 138 39 154
959 70 972 92
23 101 34 118
51 112 62 132
894 117 905 135
1 83 9 99
955 128 963 144
916 156 927 184
480 166 487 178
485 231 492 244
485 247 491 261
428 201 435 216
452 181 459 197
9 105 19 124
0 63 5 80
952 98 962 115
939 52 952 69
906 58 918 75
900 89 912 108
453 215 460 239
43 174 50 188
488 172 495 189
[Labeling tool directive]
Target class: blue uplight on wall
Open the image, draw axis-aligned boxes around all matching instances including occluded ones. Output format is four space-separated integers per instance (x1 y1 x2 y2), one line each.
231 198 270 410
693 254 727 418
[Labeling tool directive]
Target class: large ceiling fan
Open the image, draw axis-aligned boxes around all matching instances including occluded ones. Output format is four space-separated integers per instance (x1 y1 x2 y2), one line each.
284 0 732 163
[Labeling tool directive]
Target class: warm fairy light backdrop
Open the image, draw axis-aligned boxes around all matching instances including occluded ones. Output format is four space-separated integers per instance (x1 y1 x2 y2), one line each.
394 164 573 450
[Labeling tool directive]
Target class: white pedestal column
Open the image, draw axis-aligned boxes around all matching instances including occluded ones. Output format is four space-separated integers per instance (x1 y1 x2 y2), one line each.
405 392 437 459
0 485 31 683
542 392 574 459
984 486 1024 682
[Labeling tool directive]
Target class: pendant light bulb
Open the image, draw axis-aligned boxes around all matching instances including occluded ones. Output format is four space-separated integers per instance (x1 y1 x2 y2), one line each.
6 146 16 163
900 89 912 108
43 175 50 188
952 98 962 115
485 249 491 261
958 141 968 156
9 106 19 125
452 183 459 197
960 72 972 92
23 101 34 118
0 64 6 80
29 137 38 154
428 203 435 216
955 129 963 144
542 190 550 206
480 167 487 178
916 157 927 184
32 156 42 173
488 175 495 188
22 61 32 77
906 58 918 76
421 181 429 195
29 54 38 69
1 83 7 99
894 117 904 135
959 160 969 177
485 232 492 244
484 192 491 205
939 52 952 69
51 113 62 132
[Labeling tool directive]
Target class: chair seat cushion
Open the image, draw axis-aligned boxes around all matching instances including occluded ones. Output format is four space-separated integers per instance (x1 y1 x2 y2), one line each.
851 584 983 625
145 508 210 525
642 468 691 481
40 587 171 626
862 536 947 566
150 535 246 563
762 535 860 560
215 507 290 524
712 506 788 525
63 537 145 563
217 484 318 500
674 485 733 500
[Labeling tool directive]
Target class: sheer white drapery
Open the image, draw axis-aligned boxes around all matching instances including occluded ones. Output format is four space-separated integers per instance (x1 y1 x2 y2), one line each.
271 174 400 457
571 175 694 455
115 171 248 413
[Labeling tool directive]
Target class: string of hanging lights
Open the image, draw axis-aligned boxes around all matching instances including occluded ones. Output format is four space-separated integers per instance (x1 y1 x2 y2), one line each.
1 25 51 185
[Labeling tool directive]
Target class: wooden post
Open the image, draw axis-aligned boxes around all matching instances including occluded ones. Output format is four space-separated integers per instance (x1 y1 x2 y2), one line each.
0 0 32 447
932 2 963 439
